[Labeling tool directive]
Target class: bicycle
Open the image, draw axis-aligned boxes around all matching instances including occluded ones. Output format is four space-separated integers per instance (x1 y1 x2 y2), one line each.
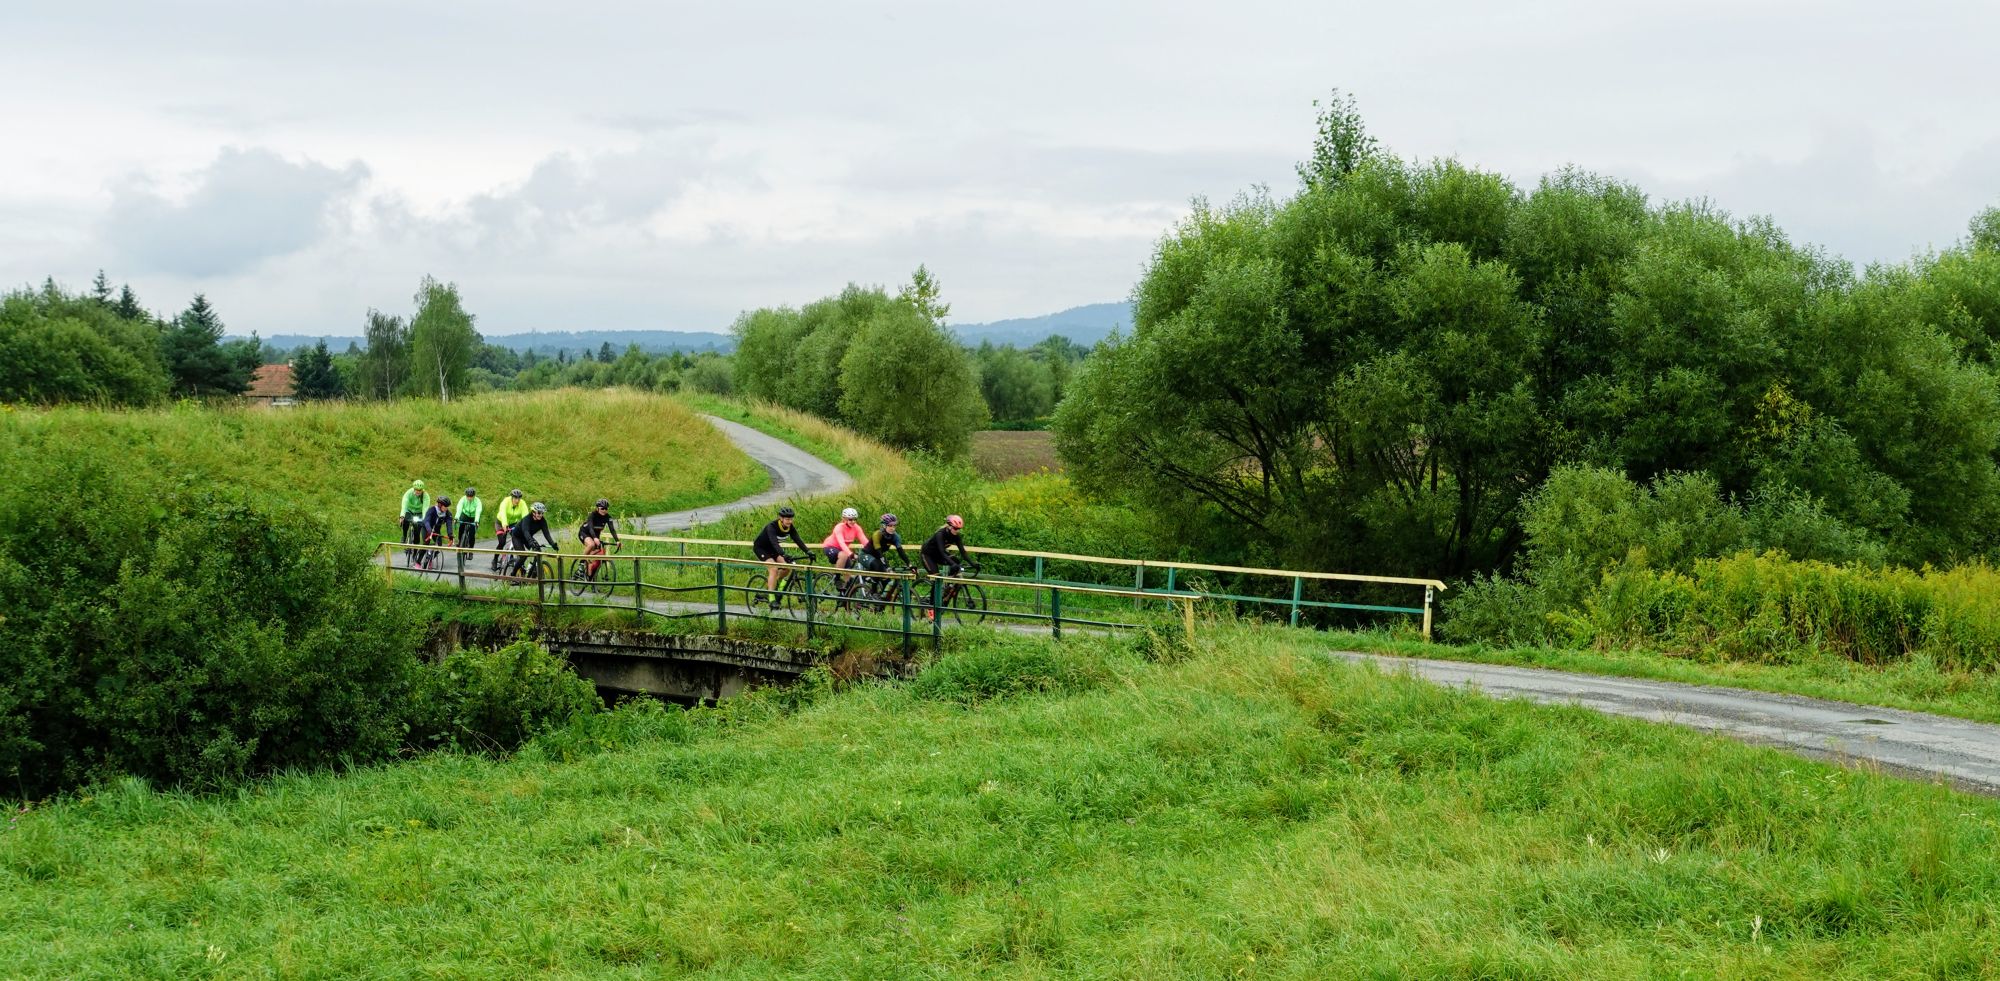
501 545 547 584
930 562 988 626
742 554 821 612
848 559 913 614
409 529 452 580
568 541 622 596
490 523 511 571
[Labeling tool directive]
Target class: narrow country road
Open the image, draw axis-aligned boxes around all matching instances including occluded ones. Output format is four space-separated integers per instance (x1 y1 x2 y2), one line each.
624 414 856 534
1333 651 2000 796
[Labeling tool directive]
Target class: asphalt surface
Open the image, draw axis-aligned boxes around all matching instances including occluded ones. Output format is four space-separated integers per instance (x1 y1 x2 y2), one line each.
1333 651 2000 796
625 414 857 534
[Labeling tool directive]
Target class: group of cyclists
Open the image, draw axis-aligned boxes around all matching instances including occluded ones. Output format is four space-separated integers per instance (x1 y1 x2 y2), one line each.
394 479 973 597
398 479 621 576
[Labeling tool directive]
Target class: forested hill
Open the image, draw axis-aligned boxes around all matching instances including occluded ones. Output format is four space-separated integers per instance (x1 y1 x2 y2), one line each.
256 329 736 356
950 301 1129 347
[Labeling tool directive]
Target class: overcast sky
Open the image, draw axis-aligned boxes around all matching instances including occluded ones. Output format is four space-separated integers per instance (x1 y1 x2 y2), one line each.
4 1 1995 336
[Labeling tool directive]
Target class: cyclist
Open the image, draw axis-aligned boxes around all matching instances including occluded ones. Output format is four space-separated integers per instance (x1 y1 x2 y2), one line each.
920 514 971 578
860 512 911 573
578 498 621 554
418 494 456 566
493 488 530 553
506 501 558 576
752 505 808 593
822 506 869 572
398 479 428 544
454 488 483 555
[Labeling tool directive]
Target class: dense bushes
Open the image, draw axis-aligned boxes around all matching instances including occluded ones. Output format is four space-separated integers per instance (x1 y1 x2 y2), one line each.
0 436 604 796
0 445 423 795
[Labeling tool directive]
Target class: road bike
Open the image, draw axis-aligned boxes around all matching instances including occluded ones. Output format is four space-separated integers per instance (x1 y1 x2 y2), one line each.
408 529 452 580
742 554 823 612
929 562 987 626
568 541 622 596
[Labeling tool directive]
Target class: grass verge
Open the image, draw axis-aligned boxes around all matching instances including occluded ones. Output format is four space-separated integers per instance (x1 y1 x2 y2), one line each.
3 625 1997 976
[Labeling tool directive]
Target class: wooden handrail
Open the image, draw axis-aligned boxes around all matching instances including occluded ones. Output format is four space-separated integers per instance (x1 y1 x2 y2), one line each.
618 534 1447 590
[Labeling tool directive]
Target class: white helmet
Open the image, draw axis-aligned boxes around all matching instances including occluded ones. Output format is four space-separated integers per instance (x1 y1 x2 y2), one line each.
840 507 859 520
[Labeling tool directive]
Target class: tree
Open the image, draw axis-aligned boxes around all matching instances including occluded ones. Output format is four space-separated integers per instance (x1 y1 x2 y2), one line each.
1297 89 1378 189
899 264 951 324
291 340 345 400
1973 207 2000 252
405 276 480 402
159 294 252 397
597 341 615 364
838 303 988 457
973 342 1057 423
0 285 170 405
89 270 113 305
356 310 409 400
113 284 144 321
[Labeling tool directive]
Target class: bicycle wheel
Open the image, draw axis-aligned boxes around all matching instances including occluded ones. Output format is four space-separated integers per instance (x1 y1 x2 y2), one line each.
588 559 614 596
743 570 775 611
568 555 601 596
947 582 988 626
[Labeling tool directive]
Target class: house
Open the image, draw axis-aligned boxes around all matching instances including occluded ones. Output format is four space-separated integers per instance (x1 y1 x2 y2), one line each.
244 364 297 408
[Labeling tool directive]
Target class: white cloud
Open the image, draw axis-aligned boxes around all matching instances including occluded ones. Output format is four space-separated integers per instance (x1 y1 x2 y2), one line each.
99 148 368 277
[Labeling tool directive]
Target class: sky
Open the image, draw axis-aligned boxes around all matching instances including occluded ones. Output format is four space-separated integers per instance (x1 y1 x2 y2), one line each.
3 0 1996 337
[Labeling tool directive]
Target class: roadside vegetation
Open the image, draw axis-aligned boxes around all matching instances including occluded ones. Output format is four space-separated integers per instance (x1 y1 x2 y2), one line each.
5 626 1997 977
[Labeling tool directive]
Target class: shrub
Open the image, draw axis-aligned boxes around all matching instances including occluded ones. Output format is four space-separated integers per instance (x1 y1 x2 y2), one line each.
912 636 1111 705
0 445 421 795
408 641 601 753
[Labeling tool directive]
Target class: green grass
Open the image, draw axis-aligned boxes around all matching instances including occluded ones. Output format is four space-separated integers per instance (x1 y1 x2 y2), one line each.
6 625 1999 977
1328 628 2000 727
2 388 765 534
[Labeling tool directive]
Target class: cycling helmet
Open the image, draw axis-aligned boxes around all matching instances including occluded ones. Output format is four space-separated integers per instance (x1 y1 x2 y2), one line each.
412 479 425 489
778 506 795 518
531 502 547 514
841 507 859 520
880 513 898 526
946 514 964 530
595 498 610 508
465 487 477 495
510 488 524 498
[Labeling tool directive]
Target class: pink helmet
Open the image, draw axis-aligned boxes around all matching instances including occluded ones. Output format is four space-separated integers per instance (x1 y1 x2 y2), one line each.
946 514 964 530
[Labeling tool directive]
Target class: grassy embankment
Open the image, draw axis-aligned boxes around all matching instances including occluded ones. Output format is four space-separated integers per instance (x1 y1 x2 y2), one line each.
3 624 1996 977
970 429 1063 479
0 389 764 536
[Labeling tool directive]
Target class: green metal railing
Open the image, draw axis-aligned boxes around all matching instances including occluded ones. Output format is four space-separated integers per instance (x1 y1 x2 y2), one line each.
379 541 1200 650
620 535 1447 640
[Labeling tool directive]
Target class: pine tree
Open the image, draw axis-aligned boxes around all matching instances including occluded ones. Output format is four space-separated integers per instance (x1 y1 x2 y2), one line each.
598 341 615 364
291 340 345 399
90 270 113 305
160 293 252 396
114 284 144 321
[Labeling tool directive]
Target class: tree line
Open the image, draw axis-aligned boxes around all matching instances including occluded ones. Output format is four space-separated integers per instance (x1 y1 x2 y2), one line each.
1055 93 2000 580
0 274 266 404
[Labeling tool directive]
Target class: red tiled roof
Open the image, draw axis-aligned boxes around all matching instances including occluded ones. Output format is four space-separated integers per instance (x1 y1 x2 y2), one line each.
245 364 294 398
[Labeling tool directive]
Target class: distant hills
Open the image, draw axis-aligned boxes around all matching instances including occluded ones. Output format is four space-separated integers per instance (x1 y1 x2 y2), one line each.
950 302 1129 348
247 301 1131 355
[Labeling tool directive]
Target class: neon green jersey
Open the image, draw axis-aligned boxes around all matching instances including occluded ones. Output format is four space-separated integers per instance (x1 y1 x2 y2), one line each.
400 488 428 516
456 495 484 524
495 497 529 527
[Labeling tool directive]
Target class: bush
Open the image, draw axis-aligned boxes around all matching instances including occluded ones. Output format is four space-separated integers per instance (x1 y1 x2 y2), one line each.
408 641 601 753
0 445 422 795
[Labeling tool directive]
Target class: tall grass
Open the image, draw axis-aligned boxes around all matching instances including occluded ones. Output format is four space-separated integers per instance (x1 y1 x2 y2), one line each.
0 389 764 534
3 625 1997 976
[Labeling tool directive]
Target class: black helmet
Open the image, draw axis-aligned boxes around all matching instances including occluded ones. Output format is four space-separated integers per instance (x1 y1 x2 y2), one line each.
777 506 795 518
465 487 477 495
510 488 523 498
595 498 610 508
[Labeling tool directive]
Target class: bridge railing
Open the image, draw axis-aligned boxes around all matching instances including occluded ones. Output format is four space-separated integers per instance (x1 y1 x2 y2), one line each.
378 541 1200 650
619 535 1446 640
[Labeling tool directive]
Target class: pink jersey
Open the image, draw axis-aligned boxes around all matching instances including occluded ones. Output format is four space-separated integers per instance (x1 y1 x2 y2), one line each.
822 520 868 551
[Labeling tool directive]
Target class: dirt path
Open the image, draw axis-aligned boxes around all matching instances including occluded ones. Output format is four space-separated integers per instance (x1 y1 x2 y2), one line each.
1333 651 2000 796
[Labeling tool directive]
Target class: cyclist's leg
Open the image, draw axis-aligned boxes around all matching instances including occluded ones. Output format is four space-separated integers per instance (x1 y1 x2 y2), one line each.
765 555 786 592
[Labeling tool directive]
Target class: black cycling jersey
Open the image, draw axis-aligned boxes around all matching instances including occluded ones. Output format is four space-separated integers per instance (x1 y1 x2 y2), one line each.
509 514 557 551
753 519 807 560
864 527 910 565
578 510 619 543
920 526 966 566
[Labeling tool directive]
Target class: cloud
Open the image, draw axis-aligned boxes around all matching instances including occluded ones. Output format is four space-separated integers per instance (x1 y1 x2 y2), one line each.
100 148 368 277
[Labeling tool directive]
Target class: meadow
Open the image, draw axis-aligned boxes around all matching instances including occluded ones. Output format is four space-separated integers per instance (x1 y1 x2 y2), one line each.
0 389 764 535
3 625 1996 977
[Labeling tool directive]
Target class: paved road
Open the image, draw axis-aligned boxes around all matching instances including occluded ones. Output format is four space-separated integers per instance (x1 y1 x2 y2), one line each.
625 414 856 534
1333 651 2000 796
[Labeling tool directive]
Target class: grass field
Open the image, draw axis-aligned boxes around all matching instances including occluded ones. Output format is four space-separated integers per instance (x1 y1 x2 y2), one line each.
971 429 1062 479
1 389 764 534
5 625 1997 977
